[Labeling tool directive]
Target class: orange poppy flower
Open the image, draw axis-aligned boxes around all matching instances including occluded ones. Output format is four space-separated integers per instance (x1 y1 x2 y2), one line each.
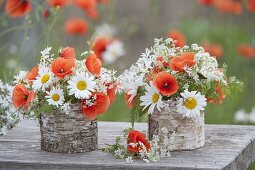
85 53 102 76
59 47 76 60
48 0 69 7
202 42 223 58
12 84 35 110
125 93 137 109
170 52 196 72
73 0 96 10
127 130 150 153
106 83 117 103
92 37 111 61
5 0 31 17
81 92 110 120
51 57 74 79
248 0 255 12
167 30 186 48
26 66 39 85
153 71 179 96
199 0 214 6
65 18 88 36
237 44 255 59
214 0 242 14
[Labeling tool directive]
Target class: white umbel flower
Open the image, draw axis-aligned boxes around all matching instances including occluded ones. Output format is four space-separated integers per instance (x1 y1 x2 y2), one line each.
176 90 207 118
32 66 54 92
14 70 27 84
102 40 125 64
67 72 96 99
140 81 164 114
46 87 64 107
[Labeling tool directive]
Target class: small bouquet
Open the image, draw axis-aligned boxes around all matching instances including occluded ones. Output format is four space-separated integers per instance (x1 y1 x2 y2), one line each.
92 23 125 64
12 46 118 153
120 38 242 125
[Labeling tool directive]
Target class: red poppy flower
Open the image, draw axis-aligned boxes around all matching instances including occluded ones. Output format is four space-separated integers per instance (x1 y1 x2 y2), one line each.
59 47 76 60
73 0 96 10
26 66 39 85
86 7 99 19
202 42 223 58
65 18 88 36
199 0 214 6
51 57 74 79
127 130 150 153
167 30 186 48
248 0 255 12
237 44 255 59
125 93 137 109
5 0 31 17
106 83 117 103
153 71 178 96
81 92 110 120
12 84 35 110
48 0 69 7
85 53 102 76
214 0 242 14
170 52 196 72
92 37 111 61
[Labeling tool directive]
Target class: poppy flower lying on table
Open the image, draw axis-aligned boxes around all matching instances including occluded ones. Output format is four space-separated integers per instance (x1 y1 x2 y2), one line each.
5 0 31 17
127 130 150 153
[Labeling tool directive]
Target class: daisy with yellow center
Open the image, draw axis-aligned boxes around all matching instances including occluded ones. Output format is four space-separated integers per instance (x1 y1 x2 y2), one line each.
67 72 96 99
177 90 207 118
32 66 54 92
140 81 164 114
46 87 64 107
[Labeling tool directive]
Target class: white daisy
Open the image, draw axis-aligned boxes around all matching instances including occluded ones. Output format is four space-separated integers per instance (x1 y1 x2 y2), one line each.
14 70 27 84
140 81 164 114
46 87 64 107
102 40 125 64
67 72 96 99
176 90 207 118
32 66 54 92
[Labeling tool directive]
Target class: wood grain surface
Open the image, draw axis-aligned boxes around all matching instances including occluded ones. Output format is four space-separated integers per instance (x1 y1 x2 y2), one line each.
0 120 255 170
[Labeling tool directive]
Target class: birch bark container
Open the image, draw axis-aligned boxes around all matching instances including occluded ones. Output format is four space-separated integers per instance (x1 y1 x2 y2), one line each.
148 100 204 151
39 104 98 153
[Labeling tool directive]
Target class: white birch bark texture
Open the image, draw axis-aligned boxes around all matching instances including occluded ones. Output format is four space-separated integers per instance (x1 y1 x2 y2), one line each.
39 104 98 153
148 100 205 151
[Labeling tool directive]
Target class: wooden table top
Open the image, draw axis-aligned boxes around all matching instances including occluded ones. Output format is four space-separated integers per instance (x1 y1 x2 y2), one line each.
0 120 255 170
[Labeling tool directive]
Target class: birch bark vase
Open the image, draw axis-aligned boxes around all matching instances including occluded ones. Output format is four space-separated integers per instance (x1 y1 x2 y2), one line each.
148 100 204 151
39 104 98 153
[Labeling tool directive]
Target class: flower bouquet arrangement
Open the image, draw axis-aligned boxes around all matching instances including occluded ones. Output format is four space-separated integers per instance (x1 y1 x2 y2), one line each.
11 46 118 153
118 38 242 151
92 23 125 64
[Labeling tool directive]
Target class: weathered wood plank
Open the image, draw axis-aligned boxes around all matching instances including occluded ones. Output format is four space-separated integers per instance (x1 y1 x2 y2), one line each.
0 120 255 170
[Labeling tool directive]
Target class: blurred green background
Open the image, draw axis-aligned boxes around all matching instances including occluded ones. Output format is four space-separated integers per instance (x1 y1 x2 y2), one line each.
0 0 255 168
